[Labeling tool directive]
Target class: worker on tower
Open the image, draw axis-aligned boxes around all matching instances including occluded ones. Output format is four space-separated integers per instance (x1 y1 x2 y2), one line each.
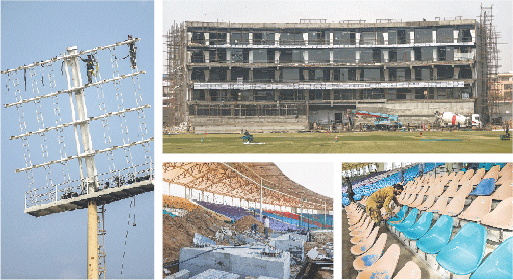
366 183 403 224
128 35 137 68
80 54 96 84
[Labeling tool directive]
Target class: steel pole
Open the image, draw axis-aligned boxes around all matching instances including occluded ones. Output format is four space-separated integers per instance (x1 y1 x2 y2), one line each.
260 179 263 222
66 46 99 279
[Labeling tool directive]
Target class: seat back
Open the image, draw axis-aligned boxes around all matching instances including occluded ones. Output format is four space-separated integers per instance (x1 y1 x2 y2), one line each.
441 180 459 197
395 208 419 231
403 211 433 240
490 180 512 200
454 180 475 197
498 163 513 177
480 197 513 230
356 244 400 279
394 261 421 279
353 233 388 271
351 226 380 255
470 236 513 279
483 165 500 180
439 195 466 216
427 196 449 213
496 174 512 186
458 196 492 222
436 223 487 275
469 178 496 196
417 195 436 211
416 215 453 254
389 205 408 223
409 194 425 208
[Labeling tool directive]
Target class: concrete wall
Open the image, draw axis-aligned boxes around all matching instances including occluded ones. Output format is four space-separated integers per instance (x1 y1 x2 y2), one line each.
190 116 308 133
356 99 475 125
180 247 290 278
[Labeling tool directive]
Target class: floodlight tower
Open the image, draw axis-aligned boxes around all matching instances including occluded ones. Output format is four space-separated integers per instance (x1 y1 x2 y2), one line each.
2 38 154 279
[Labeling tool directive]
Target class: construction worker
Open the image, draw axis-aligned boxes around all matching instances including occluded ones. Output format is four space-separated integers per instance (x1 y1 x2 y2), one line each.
128 35 137 68
80 54 96 84
344 177 355 203
366 183 403 224
263 216 270 239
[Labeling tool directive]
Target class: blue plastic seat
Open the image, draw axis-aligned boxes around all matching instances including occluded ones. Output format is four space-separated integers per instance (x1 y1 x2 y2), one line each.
436 223 487 275
402 211 433 240
394 208 419 232
470 236 512 279
388 205 408 224
416 215 453 254
469 178 496 196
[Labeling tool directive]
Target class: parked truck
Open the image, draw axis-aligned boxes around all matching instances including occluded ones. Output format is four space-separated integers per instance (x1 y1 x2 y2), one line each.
350 110 402 131
435 111 482 128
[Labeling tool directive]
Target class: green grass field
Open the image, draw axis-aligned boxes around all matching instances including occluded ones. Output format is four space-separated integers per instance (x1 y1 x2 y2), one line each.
163 131 511 153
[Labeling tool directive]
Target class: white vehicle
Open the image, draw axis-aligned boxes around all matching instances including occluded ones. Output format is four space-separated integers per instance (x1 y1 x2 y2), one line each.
436 112 482 128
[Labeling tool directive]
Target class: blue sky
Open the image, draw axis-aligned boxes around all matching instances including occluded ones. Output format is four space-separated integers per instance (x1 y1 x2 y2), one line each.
1 1 154 279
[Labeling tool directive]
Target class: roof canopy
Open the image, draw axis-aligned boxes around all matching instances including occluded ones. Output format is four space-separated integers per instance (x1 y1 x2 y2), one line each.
163 162 333 211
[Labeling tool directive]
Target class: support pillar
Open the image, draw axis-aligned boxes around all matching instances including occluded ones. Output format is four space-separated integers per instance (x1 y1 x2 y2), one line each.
384 68 389 81
88 200 98 279
67 46 99 280
356 69 361 81
454 66 460 79
411 67 415 81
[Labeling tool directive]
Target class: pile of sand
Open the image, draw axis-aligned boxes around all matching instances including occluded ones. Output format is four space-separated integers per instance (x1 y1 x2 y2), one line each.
233 215 265 233
163 208 230 263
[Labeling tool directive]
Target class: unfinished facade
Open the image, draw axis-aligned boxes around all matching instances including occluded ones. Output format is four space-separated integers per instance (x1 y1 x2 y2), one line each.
165 19 488 132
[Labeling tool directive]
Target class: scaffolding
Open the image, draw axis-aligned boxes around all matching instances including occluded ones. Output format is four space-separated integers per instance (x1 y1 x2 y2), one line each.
164 22 188 128
478 5 501 123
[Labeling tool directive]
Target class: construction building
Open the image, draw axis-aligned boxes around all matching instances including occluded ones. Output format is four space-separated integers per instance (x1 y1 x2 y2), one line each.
164 13 500 132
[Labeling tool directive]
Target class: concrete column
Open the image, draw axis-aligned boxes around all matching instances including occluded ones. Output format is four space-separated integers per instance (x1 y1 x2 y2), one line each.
454 66 460 79
432 30 436 43
275 90 280 101
187 32 192 44
433 67 438 80
411 49 415 62
303 33 309 45
204 33 209 45
203 69 210 82
453 30 459 43
275 33 280 46
303 90 309 101
187 51 192 63
249 32 253 45
356 69 361 81
249 50 253 63
355 50 360 63
226 49 231 62
384 68 389 81
411 68 415 81
227 68 231 81
303 51 308 63
383 32 388 45
470 30 475 43
434 88 438 99
275 69 280 82
433 48 438 61
355 32 361 45
203 51 210 63
330 32 334 45
205 89 211 101
87 200 98 279
330 89 334 100
330 50 334 64
303 70 309 81
226 33 230 45
330 69 334 81
249 68 254 81
275 51 280 63
410 30 415 44
383 50 389 62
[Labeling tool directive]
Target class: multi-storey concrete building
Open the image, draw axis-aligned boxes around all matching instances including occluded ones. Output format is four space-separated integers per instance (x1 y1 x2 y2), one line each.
165 19 488 132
